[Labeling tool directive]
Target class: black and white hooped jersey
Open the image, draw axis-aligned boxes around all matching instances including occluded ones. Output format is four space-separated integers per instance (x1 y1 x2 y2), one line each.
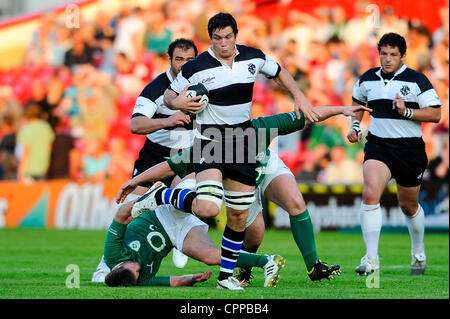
169 44 281 126
132 70 193 156
352 64 441 147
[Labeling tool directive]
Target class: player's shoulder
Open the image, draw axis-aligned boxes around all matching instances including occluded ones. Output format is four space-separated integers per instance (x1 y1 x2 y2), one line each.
357 67 380 84
396 67 433 92
235 44 266 61
140 72 171 101
181 51 221 79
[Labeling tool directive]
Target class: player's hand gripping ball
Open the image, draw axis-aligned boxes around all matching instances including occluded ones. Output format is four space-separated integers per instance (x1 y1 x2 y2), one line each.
184 83 209 114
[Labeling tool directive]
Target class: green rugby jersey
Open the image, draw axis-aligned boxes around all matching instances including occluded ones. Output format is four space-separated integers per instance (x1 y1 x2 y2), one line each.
167 111 305 186
104 210 173 286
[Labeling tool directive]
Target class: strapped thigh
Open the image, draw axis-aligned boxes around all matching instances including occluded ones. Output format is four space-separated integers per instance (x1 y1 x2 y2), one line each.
196 180 224 210
224 189 256 210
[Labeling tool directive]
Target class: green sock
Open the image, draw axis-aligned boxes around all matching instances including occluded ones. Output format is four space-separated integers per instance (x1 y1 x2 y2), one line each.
289 209 319 270
236 251 268 268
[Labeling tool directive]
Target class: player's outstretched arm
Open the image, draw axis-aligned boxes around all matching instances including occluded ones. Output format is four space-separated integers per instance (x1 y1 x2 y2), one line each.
115 161 176 204
305 104 372 126
169 271 212 287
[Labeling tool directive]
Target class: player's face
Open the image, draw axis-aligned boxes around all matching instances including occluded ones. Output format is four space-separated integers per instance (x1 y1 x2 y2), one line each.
170 47 197 76
379 45 405 74
210 26 236 60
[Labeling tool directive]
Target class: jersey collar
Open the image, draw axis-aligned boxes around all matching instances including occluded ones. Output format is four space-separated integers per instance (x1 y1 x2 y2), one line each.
207 45 240 65
166 69 175 82
376 63 407 79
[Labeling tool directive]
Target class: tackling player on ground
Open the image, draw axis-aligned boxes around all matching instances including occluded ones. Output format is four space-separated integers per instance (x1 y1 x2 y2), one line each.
120 105 370 286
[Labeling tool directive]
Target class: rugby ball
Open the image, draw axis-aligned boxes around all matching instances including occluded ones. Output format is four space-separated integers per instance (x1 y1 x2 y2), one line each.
184 82 209 114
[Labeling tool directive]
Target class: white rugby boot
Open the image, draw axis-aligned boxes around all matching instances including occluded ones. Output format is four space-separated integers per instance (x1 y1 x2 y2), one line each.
263 255 286 287
216 276 244 290
131 181 167 218
410 252 426 275
355 255 379 275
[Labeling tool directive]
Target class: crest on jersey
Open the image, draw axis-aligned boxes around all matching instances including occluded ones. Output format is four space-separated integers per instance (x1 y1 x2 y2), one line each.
129 240 141 252
400 85 410 96
248 63 256 75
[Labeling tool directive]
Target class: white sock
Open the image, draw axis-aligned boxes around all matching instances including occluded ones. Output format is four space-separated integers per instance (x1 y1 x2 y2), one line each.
360 203 382 258
405 205 425 255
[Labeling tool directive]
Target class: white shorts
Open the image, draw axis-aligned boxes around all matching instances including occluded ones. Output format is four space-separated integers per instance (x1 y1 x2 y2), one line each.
246 151 294 228
155 205 209 251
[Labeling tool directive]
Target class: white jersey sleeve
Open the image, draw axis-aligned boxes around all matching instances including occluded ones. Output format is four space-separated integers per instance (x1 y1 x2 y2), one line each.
169 70 191 95
259 54 281 79
352 78 368 105
132 96 158 118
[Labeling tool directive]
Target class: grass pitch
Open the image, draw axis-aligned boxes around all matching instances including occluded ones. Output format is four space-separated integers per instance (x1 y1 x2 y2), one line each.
0 228 448 300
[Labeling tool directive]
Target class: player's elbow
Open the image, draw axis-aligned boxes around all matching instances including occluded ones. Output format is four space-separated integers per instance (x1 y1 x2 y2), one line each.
433 110 441 123
129 119 145 134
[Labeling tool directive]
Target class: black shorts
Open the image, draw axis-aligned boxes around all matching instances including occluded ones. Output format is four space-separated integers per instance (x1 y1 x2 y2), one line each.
194 161 257 186
193 120 257 186
364 136 428 187
133 139 180 187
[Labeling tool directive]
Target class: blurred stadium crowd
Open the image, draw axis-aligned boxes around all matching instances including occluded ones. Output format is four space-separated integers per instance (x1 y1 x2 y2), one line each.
0 0 448 187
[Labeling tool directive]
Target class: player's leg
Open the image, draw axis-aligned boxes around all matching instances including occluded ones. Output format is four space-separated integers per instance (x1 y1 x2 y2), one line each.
264 172 340 281
180 216 283 287
215 177 255 290
235 190 265 287
397 185 426 274
356 159 392 274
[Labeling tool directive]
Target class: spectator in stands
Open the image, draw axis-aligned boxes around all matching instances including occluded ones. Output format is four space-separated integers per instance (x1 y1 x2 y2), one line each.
425 138 449 183
113 52 149 97
376 6 409 39
145 11 173 55
16 103 55 182
47 117 78 180
0 114 18 180
113 6 146 62
0 85 22 135
405 23 432 71
80 138 111 183
319 145 363 185
64 29 95 69
107 137 133 181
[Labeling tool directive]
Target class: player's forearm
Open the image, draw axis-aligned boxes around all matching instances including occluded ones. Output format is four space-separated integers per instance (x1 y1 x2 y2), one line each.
133 162 175 186
306 106 348 124
170 275 193 287
163 89 180 110
350 101 365 123
130 116 171 135
407 107 441 123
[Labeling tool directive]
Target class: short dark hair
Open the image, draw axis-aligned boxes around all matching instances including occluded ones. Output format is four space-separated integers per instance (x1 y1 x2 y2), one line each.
167 38 198 60
207 12 238 38
377 32 407 56
104 266 137 287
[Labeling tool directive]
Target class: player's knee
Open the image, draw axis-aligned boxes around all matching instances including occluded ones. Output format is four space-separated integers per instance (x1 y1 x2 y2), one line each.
362 186 381 204
285 196 307 216
195 203 220 218
195 180 223 218
399 200 419 217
